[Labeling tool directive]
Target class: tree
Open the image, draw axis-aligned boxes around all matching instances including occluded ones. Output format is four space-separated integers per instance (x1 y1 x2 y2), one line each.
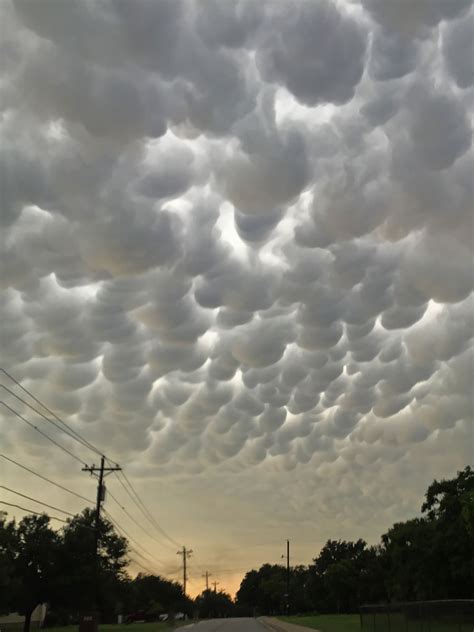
381 518 436 601
381 467 474 602
128 573 190 619
310 539 378 612
56 508 128 620
421 466 474 598
195 589 234 619
7 513 61 632
236 564 296 615
0 512 17 614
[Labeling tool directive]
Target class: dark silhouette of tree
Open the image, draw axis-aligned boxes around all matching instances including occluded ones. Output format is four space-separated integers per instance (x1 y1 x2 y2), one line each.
56 508 128 620
195 588 234 619
127 573 191 619
0 511 18 615
6 513 61 632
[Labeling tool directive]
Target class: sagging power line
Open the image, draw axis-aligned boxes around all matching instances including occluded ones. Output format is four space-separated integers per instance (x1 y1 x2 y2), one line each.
0 487 76 518
1 369 191 595
1 454 94 504
1 368 105 459
0 500 68 523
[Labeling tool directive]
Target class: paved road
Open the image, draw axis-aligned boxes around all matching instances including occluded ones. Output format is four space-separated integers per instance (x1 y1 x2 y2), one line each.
182 618 269 631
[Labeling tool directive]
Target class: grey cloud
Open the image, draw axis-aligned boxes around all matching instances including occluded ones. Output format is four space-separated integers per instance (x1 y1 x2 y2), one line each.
195 0 263 49
406 86 472 171
231 317 294 368
1 0 472 554
369 29 419 81
256 1 367 106
223 123 310 214
234 208 284 243
442 11 474 88
135 145 196 201
362 0 471 36
79 208 182 277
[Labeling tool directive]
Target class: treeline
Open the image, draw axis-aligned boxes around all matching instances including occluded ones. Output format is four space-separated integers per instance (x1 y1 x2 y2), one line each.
1 467 473 627
236 467 474 615
0 507 193 629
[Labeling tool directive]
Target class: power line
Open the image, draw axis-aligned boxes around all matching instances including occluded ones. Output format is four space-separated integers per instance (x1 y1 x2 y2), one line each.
0 368 105 459
0 400 87 466
103 509 183 583
1 454 94 504
128 556 158 577
0 500 68 523
0 383 101 459
115 470 181 549
111 472 178 552
0 485 76 517
106 486 170 549
102 507 171 575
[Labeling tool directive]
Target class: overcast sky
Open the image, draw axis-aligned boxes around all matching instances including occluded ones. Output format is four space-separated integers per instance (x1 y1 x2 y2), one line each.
0 0 473 597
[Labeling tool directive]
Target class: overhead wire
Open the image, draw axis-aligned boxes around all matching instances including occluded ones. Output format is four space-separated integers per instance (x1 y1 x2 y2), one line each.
106 485 171 549
0 500 68 523
1 369 186 559
1 454 94 505
114 470 181 549
102 507 173 576
128 557 158 577
0 368 105 459
0 485 77 517
0 400 87 467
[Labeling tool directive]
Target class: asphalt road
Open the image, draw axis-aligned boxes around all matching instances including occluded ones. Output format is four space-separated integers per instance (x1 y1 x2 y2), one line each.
182 618 269 631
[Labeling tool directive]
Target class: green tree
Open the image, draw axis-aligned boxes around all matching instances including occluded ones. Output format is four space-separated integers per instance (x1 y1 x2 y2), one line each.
0 512 17 614
195 588 234 619
422 466 474 598
311 539 377 612
7 513 61 632
382 518 436 601
57 508 128 620
129 573 190 619
236 565 282 615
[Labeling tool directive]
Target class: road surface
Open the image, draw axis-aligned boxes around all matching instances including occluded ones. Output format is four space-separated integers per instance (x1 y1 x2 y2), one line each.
182 619 269 631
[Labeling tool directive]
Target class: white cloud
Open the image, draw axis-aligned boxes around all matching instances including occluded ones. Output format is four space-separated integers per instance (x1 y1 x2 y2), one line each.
1 0 472 585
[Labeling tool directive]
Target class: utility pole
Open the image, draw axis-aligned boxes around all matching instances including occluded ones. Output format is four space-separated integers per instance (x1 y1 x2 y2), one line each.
177 546 193 596
282 539 290 616
212 580 219 593
82 456 121 615
202 570 212 591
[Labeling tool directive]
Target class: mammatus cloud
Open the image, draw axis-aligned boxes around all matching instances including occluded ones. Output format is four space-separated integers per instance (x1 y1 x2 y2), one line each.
1 0 472 590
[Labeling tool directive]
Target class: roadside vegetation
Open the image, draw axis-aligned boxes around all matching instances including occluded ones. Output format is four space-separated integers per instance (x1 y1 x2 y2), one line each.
237 468 473 615
1 468 473 629
281 614 360 632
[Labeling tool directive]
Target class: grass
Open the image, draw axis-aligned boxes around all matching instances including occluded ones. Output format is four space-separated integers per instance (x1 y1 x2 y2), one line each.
281 613 474 632
40 623 191 632
280 614 360 632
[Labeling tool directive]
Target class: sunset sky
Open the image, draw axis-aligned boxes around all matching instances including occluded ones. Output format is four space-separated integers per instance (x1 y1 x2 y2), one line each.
1 0 473 598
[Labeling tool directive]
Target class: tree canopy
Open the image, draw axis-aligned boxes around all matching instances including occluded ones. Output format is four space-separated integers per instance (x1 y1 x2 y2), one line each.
2 467 472 624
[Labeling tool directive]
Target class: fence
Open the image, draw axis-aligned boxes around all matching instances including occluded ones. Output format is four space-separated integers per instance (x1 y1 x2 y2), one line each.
360 600 474 632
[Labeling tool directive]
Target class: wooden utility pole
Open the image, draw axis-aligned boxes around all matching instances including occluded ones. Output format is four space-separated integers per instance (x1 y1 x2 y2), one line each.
286 539 290 615
82 456 121 612
177 546 193 596
202 570 212 591
212 580 219 593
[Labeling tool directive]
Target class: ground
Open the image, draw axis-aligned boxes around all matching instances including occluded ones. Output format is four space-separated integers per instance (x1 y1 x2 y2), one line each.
280 614 360 632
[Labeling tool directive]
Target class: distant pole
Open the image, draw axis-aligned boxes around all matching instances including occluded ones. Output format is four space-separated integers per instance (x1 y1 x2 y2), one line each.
212 581 219 593
202 571 212 591
82 456 121 612
286 539 290 615
177 546 193 596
